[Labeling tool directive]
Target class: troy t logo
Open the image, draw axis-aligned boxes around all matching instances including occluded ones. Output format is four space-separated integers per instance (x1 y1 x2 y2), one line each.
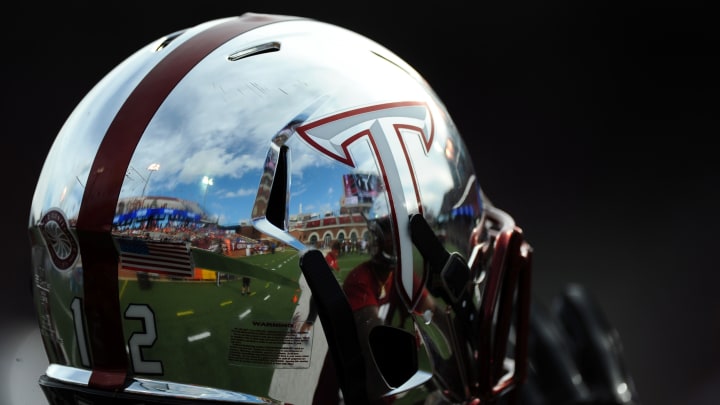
297 101 435 304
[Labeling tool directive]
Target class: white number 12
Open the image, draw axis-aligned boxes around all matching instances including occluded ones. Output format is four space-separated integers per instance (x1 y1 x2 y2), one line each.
71 298 163 374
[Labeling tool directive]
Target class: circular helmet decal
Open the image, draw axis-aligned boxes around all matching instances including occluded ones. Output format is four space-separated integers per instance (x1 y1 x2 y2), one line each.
39 209 79 270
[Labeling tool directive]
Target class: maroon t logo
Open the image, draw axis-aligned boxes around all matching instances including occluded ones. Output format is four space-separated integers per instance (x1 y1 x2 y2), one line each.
297 101 435 305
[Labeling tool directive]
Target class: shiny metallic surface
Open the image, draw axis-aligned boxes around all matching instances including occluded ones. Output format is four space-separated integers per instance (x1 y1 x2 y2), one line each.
28 13 515 404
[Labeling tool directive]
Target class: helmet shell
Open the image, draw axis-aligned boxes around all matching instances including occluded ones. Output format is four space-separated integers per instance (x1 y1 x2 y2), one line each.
29 13 488 404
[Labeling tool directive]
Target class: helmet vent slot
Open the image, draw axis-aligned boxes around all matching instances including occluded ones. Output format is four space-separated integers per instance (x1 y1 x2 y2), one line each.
153 30 185 52
228 41 281 61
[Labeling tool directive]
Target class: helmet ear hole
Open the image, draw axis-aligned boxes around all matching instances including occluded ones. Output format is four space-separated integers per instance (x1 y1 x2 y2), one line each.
369 325 418 388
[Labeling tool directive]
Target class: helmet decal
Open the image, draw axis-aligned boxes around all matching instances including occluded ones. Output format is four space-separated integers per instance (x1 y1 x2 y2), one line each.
297 101 433 304
39 208 79 271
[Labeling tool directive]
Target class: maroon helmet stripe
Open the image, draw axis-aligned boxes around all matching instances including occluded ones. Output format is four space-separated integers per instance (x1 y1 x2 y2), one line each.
74 13 299 389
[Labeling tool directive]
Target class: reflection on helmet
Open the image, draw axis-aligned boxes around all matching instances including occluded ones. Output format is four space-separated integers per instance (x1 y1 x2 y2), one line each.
368 217 394 260
366 191 397 267
28 12 532 405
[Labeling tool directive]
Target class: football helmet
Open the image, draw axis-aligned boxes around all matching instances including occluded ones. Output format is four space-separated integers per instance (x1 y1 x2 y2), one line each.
29 13 533 404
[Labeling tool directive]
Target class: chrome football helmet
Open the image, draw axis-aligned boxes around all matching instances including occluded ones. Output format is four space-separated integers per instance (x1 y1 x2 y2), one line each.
28 13 532 404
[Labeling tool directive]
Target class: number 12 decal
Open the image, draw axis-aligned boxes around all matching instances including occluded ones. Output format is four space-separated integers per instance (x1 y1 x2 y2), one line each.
125 303 163 374
71 298 163 374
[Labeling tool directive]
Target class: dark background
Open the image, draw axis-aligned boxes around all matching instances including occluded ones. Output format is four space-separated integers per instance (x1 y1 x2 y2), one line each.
2 2 717 405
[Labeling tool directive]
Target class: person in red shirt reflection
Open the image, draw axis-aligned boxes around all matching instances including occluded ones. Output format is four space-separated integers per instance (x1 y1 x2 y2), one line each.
341 216 435 401
325 241 341 272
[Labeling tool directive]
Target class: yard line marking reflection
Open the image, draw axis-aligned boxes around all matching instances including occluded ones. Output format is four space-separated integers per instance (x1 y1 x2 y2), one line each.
238 309 251 320
264 295 271 301
176 310 194 317
187 331 211 342
119 279 129 299
220 300 232 307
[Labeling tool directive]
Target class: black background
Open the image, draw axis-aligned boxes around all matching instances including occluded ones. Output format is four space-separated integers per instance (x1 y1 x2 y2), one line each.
2 2 717 405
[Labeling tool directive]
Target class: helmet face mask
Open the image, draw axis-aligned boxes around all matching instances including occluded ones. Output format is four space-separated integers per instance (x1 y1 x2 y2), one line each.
29 13 531 404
